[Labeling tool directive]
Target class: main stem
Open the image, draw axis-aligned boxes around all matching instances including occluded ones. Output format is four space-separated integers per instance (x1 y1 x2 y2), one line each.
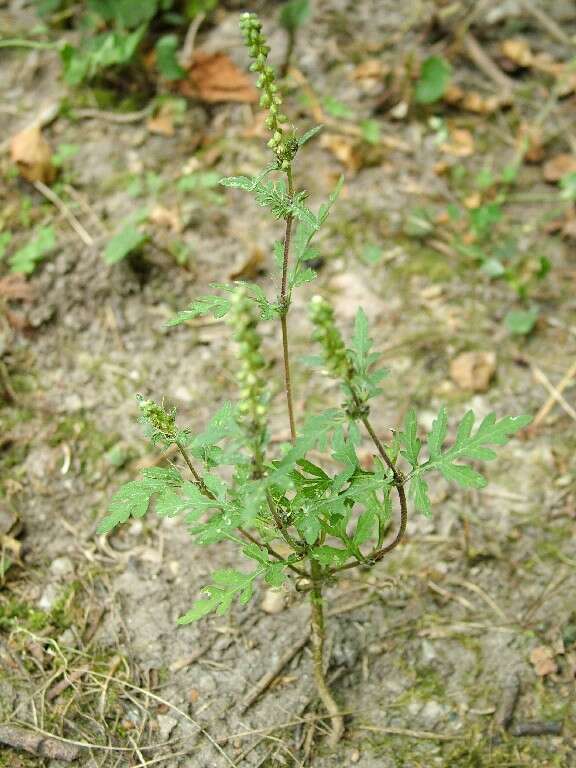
310 559 344 746
281 167 296 444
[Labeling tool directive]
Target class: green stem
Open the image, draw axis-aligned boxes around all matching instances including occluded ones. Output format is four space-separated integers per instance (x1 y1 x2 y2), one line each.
309 559 344 746
280 166 296 443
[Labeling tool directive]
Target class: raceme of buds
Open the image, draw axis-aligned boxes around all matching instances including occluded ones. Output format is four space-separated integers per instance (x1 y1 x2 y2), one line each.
309 295 353 380
137 395 176 440
239 12 298 170
228 287 269 441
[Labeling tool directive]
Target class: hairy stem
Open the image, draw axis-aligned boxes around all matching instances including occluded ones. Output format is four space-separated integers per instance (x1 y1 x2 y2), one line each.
309 559 344 746
280 167 296 443
175 439 215 498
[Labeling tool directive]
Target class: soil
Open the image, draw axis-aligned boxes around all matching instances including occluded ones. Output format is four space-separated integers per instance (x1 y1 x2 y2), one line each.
1 1 575 767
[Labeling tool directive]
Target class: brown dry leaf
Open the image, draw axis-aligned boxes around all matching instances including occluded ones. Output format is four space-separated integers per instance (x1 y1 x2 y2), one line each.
180 51 258 103
443 84 506 115
149 205 182 233
352 59 388 80
450 351 496 392
0 275 34 302
517 124 544 164
147 111 175 137
501 38 533 68
464 192 482 209
529 645 558 677
320 133 363 173
542 154 576 183
229 248 265 281
440 128 475 158
10 125 56 184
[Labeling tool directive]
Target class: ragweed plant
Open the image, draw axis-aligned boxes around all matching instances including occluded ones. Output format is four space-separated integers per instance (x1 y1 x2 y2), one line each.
99 13 530 747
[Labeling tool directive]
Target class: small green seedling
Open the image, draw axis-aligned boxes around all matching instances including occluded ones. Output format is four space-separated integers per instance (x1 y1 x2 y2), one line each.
99 14 530 747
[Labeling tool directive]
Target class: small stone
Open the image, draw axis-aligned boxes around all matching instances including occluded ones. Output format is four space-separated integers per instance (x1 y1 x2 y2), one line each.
157 714 178 741
420 699 448 726
38 583 60 611
350 748 361 763
260 588 285 614
50 557 74 579
449 351 496 392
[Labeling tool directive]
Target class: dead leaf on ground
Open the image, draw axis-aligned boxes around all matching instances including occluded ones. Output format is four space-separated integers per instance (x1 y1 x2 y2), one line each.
500 38 533 69
542 154 576 183
229 248 266 281
450 351 496 392
440 128 475 158
529 645 558 677
320 133 363 173
149 205 182 233
353 59 388 81
10 125 56 184
517 124 544 164
0 275 34 302
443 85 506 115
147 108 175 137
180 51 258 103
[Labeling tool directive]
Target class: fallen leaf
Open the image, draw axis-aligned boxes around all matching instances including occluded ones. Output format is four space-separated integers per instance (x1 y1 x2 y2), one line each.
0 275 34 301
464 192 482 209
542 154 576 183
529 645 558 677
180 51 258 103
149 205 182 233
443 85 507 114
518 124 544 164
10 125 56 184
147 112 175 137
449 351 496 392
353 59 388 80
501 38 533 68
320 133 362 173
440 128 475 157
229 247 265 281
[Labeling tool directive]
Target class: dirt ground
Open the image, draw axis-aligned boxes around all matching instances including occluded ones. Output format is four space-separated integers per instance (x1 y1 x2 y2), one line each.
1 1 575 766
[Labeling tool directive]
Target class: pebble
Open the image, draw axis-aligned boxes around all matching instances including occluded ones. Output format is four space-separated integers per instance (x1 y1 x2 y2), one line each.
157 714 178 741
38 583 60 611
50 556 74 579
260 588 285 614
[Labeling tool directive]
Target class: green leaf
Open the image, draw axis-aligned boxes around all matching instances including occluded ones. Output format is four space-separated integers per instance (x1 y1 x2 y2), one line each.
97 466 182 533
177 567 262 624
427 406 448 460
417 410 532 491
360 119 380 145
279 0 311 31
312 545 349 567
104 226 147 264
438 463 486 488
156 481 220 519
318 175 344 225
298 125 323 147
353 509 376 546
296 511 322 546
351 308 370 372
410 475 431 516
400 410 421 467
155 34 186 80
0 232 12 261
10 226 55 274
415 56 451 104
323 96 354 120
360 243 383 264
166 295 231 326
179 171 221 190
504 308 539 336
